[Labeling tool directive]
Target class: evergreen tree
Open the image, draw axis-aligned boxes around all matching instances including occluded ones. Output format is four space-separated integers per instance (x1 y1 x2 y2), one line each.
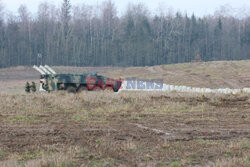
0 1 249 68
60 0 72 66
213 18 223 60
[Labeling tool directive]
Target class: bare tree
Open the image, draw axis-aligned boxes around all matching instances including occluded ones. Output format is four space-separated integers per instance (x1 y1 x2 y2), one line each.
1 1 250 68
18 5 32 65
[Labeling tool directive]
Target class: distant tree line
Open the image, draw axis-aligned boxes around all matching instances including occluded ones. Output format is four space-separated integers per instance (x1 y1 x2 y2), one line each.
0 0 250 68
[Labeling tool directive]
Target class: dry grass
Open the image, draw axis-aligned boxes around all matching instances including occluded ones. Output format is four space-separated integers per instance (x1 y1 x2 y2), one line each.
104 60 250 89
0 61 249 166
0 60 250 94
0 91 249 166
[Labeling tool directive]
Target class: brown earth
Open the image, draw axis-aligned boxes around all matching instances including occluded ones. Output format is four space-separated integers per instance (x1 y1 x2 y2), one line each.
0 61 249 166
0 66 123 82
104 60 250 89
0 92 249 167
0 60 250 93
0 66 123 93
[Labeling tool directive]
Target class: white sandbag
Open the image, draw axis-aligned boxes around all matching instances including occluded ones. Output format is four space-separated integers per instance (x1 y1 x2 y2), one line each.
181 86 187 92
243 88 250 93
231 89 240 94
186 87 192 92
169 85 175 92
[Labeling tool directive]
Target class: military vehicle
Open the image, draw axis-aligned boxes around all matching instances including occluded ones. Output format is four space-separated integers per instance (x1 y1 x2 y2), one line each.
33 65 122 93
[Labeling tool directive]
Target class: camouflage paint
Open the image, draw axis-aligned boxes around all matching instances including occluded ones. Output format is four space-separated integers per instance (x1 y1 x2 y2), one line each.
41 73 122 92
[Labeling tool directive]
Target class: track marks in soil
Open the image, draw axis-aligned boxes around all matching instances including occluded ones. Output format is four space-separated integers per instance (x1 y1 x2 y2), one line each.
151 94 250 108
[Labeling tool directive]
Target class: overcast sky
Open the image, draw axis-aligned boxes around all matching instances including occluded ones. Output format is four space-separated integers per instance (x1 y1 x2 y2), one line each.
1 0 250 17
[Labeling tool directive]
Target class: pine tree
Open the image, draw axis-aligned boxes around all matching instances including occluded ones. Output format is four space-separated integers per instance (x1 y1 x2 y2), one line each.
0 1 249 68
60 0 72 66
214 18 223 60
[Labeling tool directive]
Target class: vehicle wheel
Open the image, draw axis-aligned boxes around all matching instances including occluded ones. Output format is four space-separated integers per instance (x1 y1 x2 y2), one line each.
113 87 119 92
67 86 76 94
113 81 122 92
77 86 88 93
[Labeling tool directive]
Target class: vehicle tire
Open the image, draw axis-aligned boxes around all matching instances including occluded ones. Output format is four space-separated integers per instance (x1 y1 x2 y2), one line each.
113 87 119 92
77 86 88 93
67 86 76 94
113 81 122 92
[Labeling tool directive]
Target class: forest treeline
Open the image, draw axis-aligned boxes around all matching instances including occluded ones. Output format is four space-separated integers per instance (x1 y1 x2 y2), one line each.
0 0 250 68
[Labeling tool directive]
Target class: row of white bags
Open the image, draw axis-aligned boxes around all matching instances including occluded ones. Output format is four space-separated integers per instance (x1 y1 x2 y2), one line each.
119 80 250 94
